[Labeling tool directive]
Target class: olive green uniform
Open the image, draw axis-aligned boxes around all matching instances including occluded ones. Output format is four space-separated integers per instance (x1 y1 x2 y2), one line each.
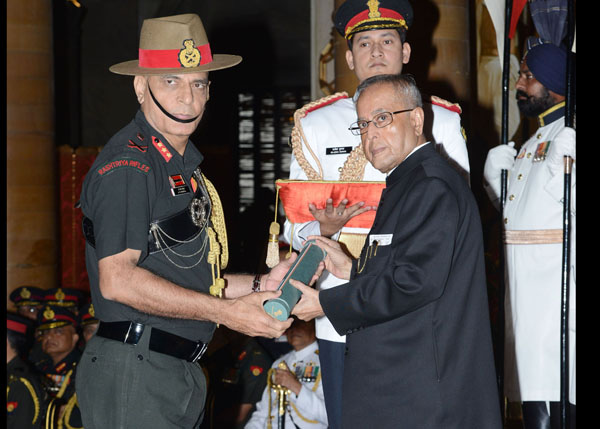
77 110 216 428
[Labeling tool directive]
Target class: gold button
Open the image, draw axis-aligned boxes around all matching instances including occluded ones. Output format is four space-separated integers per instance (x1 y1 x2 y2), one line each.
504 217 508 224
518 174 523 180
527 153 532 158
509 194 515 201
338 167 343 172
537 133 542 139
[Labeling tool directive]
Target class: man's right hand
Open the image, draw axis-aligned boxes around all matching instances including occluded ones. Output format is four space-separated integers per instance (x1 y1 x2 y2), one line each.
222 291 293 338
308 198 374 237
307 235 352 280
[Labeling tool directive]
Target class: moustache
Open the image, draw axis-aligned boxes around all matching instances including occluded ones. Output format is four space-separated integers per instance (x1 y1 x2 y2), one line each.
516 90 530 101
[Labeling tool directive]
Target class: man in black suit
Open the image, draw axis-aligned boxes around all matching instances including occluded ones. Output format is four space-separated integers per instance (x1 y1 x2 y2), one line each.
292 74 502 428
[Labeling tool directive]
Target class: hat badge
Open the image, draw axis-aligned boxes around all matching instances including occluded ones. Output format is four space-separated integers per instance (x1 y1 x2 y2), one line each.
178 39 201 68
56 289 65 301
89 304 95 317
43 307 55 320
367 0 382 18
20 288 31 299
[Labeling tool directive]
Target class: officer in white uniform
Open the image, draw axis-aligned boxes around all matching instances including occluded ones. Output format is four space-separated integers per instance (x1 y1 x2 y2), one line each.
483 42 576 429
282 1 470 427
245 319 327 429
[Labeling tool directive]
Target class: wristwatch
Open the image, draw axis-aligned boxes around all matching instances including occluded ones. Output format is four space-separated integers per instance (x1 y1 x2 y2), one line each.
252 274 262 292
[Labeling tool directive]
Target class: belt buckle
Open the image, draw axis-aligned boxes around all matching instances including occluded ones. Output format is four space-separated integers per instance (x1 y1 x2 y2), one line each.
191 342 208 363
124 322 144 344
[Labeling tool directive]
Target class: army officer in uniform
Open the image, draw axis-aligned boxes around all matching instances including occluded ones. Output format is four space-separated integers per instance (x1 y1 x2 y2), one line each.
76 13 311 429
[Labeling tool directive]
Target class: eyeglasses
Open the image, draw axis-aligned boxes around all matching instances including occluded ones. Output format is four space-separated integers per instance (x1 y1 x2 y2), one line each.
348 109 415 136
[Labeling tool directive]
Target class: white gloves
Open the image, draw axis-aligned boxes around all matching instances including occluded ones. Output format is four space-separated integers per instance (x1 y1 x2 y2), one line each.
483 142 517 201
546 127 576 176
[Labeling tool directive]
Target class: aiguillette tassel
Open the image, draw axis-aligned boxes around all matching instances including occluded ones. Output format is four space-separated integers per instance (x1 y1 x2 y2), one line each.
265 186 281 268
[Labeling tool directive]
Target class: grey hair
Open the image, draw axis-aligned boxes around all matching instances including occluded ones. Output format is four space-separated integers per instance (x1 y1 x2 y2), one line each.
356 74 422 108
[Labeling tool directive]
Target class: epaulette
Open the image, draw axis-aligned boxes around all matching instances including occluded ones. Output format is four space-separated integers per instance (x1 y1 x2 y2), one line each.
429 95 462 115
303 92 349 116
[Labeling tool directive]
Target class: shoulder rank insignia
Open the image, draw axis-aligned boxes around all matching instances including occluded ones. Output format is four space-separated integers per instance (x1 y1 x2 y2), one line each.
178 39 201 68
533 141 551 162
152 136 173 162
430 95 462 114
303 91 349 116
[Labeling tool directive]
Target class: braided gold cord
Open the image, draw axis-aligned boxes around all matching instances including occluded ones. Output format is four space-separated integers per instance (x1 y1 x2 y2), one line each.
13 377 41 424
290 92 349 180
61 394 83 429
203 175 228 270
207 227 226 299
338 143 368 181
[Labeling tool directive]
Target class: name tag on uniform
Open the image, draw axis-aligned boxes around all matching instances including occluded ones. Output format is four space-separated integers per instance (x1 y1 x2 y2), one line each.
326 146 353 155
169 174 191 196
369 234 393 246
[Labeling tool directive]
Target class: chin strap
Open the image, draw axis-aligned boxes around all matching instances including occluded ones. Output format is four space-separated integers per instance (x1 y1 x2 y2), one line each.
148 84 200 124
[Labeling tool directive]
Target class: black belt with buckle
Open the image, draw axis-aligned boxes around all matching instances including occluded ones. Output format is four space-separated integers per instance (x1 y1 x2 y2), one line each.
96 321 208 363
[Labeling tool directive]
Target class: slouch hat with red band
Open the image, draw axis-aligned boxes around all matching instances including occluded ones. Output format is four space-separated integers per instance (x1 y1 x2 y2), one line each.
109 13 242 76
334 0 414 42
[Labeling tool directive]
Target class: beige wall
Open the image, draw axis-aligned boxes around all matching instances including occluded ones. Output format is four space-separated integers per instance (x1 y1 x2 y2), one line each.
7 0 58 306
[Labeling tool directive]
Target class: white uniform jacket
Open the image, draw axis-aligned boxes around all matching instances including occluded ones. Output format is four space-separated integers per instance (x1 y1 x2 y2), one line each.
245 341 327 429
283 94 470 343
496 108 576 403
486 107 576 404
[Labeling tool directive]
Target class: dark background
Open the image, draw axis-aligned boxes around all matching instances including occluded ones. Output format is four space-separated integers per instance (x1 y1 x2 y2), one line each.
52 0 312 274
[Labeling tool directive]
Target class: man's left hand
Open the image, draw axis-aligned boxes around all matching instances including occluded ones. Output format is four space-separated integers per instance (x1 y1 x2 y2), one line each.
263 253 297 291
